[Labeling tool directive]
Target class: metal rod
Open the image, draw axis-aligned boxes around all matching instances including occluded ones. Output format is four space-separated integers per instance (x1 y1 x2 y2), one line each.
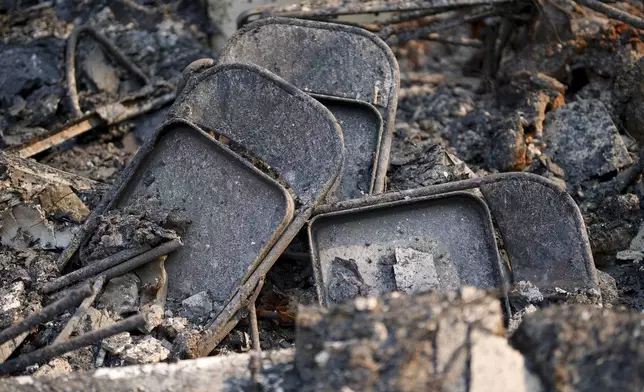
43 246 150 294
66 25 151 117
238 0 513 26
0 284 93 346
574 0 644 30
53 276 106 344
248 278 264 387
314 172 568 215
0 314 146 375
96 239 182 283
424 33 483 47
385 7 497 44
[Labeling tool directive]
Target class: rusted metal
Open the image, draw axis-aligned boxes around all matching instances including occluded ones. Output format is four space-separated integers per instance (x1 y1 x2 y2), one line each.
54 62 342 359
13 24 173 160
383 6 497 44
65 25 150 118
61 119 293 301
574 0 644 30
247 278 265 387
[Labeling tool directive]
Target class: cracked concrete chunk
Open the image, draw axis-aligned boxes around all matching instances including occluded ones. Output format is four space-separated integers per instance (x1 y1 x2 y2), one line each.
157 317 188 341
394 247 439 294
97 273 141 317
101 332 132 355
121 336 170 364
543 100 632 186
181 291 212 322
77 307 114 334
33 358 72 377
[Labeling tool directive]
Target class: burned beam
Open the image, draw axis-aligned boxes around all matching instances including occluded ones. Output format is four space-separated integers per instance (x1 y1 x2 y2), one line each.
17 93 175 159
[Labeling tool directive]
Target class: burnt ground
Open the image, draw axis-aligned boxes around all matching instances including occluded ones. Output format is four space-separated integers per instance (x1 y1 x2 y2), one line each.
2 0 644 383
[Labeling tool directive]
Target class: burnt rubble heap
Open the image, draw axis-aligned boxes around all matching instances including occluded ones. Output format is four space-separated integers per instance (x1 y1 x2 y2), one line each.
1 0 644 391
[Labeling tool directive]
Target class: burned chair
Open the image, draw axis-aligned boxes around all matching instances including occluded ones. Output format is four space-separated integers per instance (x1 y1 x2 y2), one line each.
310 173 599 307
55 64 344 359
219 17 400 200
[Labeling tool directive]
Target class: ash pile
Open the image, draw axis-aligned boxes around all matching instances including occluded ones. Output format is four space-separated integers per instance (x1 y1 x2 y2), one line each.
1 0 644 391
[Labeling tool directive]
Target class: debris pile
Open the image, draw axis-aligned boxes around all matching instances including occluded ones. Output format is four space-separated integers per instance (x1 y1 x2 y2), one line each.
1 0 644 390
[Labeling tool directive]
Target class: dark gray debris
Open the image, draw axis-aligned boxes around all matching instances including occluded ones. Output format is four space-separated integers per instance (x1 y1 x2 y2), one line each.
543 99 632 187
513 305 644 392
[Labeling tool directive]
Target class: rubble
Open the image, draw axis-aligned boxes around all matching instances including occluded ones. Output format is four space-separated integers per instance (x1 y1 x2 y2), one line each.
0 151 105 210
80 198 184 265
388 143 476 190
38 184 90 223
120 336 169 365
542 99 632 187
32 358 72 378
44 143 132 184
584 193 640 265
0 204 74 250
0 282 26 331
2 0 644 388
156 317 188 341
616 220 644 262
295 288 541 391
180 291 213 323
101 332 131 355
96 274 140 317
0 349 298 391
513 305 644 391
